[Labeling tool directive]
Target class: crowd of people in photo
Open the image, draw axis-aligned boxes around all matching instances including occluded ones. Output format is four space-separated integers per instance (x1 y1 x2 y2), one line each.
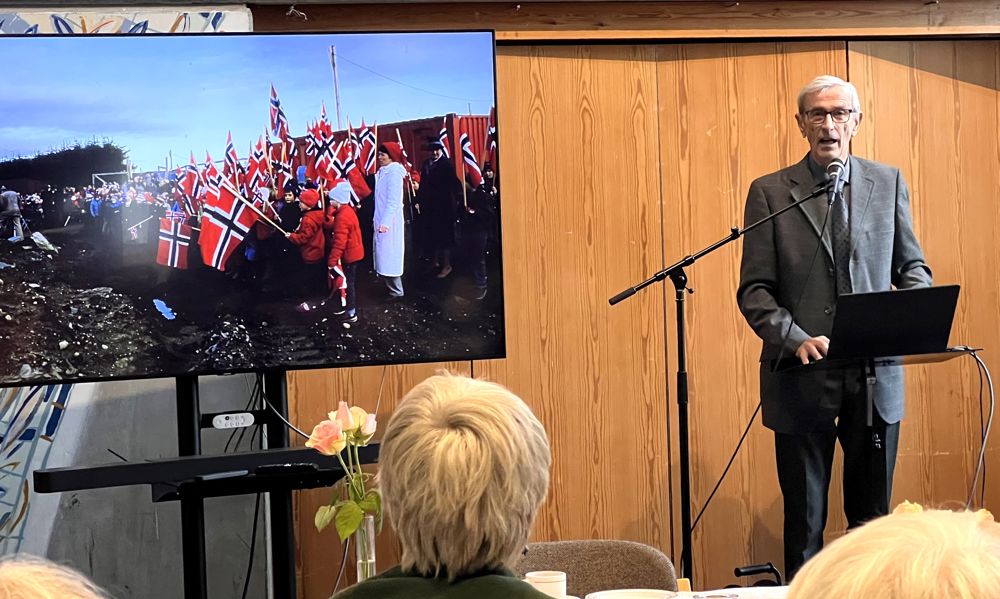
2 138 499 327
0 186 44 243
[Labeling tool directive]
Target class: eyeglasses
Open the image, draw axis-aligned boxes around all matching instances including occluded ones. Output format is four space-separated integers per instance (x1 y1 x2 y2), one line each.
802 108 856 124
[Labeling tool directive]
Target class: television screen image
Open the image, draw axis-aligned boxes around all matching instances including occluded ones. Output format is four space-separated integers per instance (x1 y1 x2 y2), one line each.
0 31 503 387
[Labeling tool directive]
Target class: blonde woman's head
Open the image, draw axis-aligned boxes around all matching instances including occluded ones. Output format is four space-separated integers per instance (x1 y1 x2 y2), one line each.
0 554 107 598
789 505 1000 599
379 373 551 580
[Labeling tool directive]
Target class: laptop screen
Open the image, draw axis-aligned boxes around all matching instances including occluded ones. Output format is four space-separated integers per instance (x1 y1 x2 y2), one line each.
826 285 960 360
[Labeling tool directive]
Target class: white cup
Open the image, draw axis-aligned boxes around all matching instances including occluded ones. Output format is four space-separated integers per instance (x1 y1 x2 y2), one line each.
525 570 567 598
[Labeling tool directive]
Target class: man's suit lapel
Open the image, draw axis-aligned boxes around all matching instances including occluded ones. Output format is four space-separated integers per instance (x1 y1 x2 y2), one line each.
848 156 875 259
788 157 833 262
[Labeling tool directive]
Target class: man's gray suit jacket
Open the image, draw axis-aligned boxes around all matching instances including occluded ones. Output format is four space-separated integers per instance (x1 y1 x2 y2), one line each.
737 155 933 434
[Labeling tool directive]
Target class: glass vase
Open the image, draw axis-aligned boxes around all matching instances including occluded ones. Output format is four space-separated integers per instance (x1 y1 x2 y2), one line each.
354 514 377 582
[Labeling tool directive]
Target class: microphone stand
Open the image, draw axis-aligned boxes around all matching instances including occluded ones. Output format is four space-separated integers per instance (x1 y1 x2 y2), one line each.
609 182 831 581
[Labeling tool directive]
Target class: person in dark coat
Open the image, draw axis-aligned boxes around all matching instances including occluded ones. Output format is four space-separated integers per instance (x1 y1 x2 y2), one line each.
459 162 499 300
415 140 462 278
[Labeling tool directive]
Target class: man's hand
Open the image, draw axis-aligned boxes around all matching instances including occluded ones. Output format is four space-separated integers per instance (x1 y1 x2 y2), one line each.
796 335 830 365
378 225 388 233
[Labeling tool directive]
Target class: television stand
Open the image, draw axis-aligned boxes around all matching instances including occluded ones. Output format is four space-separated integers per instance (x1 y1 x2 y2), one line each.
33 371 380 599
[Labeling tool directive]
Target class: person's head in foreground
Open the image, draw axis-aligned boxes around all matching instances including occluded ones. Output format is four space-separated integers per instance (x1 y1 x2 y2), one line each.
788 502 1000 599
379 373 551 581
0 554 108 598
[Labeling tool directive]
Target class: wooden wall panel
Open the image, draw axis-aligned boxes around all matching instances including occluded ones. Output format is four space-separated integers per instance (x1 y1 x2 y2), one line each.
657 42 847 588
850 41 1000 514
476 44 671 552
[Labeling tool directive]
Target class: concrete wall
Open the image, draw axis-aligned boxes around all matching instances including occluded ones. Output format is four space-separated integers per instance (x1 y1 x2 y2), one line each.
27 375 270 598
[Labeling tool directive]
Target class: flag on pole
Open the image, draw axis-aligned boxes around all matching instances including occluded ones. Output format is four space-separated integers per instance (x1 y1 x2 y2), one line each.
199 182 259 271
269 84 290 139
438 116 451 159
460 132 484 187
178 151 203 217
156 218 192 269
484 106 497 171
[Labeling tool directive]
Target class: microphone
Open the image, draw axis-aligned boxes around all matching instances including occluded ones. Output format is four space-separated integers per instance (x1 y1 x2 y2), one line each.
825 158 847 204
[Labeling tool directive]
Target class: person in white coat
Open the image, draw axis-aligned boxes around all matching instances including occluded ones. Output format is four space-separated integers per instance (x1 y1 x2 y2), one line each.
373 143 408 298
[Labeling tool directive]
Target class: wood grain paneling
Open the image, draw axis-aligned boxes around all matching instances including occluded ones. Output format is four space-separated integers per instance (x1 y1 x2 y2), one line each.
476 44 670 551
657 42 847 588
850 40 1000 515
251 1 1000 40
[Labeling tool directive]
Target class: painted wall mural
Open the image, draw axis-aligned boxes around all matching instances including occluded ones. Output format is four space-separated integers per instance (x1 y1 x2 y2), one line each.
0 384 71 553
0 8 251 35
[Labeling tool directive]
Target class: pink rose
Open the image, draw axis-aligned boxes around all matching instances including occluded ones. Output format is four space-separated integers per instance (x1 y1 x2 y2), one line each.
332 401 356 432
361 413 377 436
305 419 346 456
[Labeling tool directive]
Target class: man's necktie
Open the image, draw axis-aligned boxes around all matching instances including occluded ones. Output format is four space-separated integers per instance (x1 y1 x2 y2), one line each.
830 190 852 295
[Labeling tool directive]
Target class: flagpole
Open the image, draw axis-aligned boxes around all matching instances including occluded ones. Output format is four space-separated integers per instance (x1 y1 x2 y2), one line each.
396 128 415 221
372 123 378 175
128 215 156 232
330 45 343 130
218 178 287 235
456 118 468 209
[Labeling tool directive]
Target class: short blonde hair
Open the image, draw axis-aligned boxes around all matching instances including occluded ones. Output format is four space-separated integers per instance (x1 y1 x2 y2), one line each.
0 554 108 598
797 75 861 114
788 508 1000 599
379 373 551 580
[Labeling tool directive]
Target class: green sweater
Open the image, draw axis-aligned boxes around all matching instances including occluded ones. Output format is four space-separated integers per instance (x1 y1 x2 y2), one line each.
331 566 554 599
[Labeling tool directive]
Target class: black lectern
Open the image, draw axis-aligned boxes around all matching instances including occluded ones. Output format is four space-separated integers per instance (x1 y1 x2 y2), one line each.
776 284 968 512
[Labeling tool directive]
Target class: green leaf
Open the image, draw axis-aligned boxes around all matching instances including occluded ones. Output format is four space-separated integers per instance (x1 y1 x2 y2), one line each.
314 504 336 532
358 490 381 517
334 501 364 542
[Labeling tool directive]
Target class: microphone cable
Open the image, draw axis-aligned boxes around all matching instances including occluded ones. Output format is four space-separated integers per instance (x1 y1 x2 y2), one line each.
965 349 994 510
692 176 837 532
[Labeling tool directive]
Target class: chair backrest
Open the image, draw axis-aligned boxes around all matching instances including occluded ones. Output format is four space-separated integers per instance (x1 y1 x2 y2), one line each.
514 540 678 598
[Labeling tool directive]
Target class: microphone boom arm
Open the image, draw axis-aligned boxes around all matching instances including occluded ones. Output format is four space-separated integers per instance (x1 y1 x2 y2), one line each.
609 182 829 305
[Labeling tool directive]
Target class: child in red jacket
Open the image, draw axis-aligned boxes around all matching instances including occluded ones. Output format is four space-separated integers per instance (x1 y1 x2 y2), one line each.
326 182 364 323
285 188 327 306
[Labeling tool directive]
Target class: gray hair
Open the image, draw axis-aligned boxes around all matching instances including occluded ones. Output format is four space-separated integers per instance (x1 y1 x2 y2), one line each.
797 75 861 114
379 372 551 580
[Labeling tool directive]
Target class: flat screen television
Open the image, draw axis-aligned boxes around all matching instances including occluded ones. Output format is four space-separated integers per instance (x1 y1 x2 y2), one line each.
0 31 503 387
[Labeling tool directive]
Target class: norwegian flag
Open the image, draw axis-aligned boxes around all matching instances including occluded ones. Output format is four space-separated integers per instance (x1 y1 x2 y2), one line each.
178 152 203 217
307 107 335 181
460 133 484 187
314 140 340 189
156 218 192 269
199 180 258 271
224 131 247 195
246 137 268 192
358 120 377 175
437 117 451 159
333 142 372 202
348 120 361 161
269 84 290 139
202 152 221 205
484 106 497 171
268 137 294 192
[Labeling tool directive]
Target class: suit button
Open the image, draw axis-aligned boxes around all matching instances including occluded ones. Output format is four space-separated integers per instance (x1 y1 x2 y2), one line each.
824 306 833 315
828 268 835 277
